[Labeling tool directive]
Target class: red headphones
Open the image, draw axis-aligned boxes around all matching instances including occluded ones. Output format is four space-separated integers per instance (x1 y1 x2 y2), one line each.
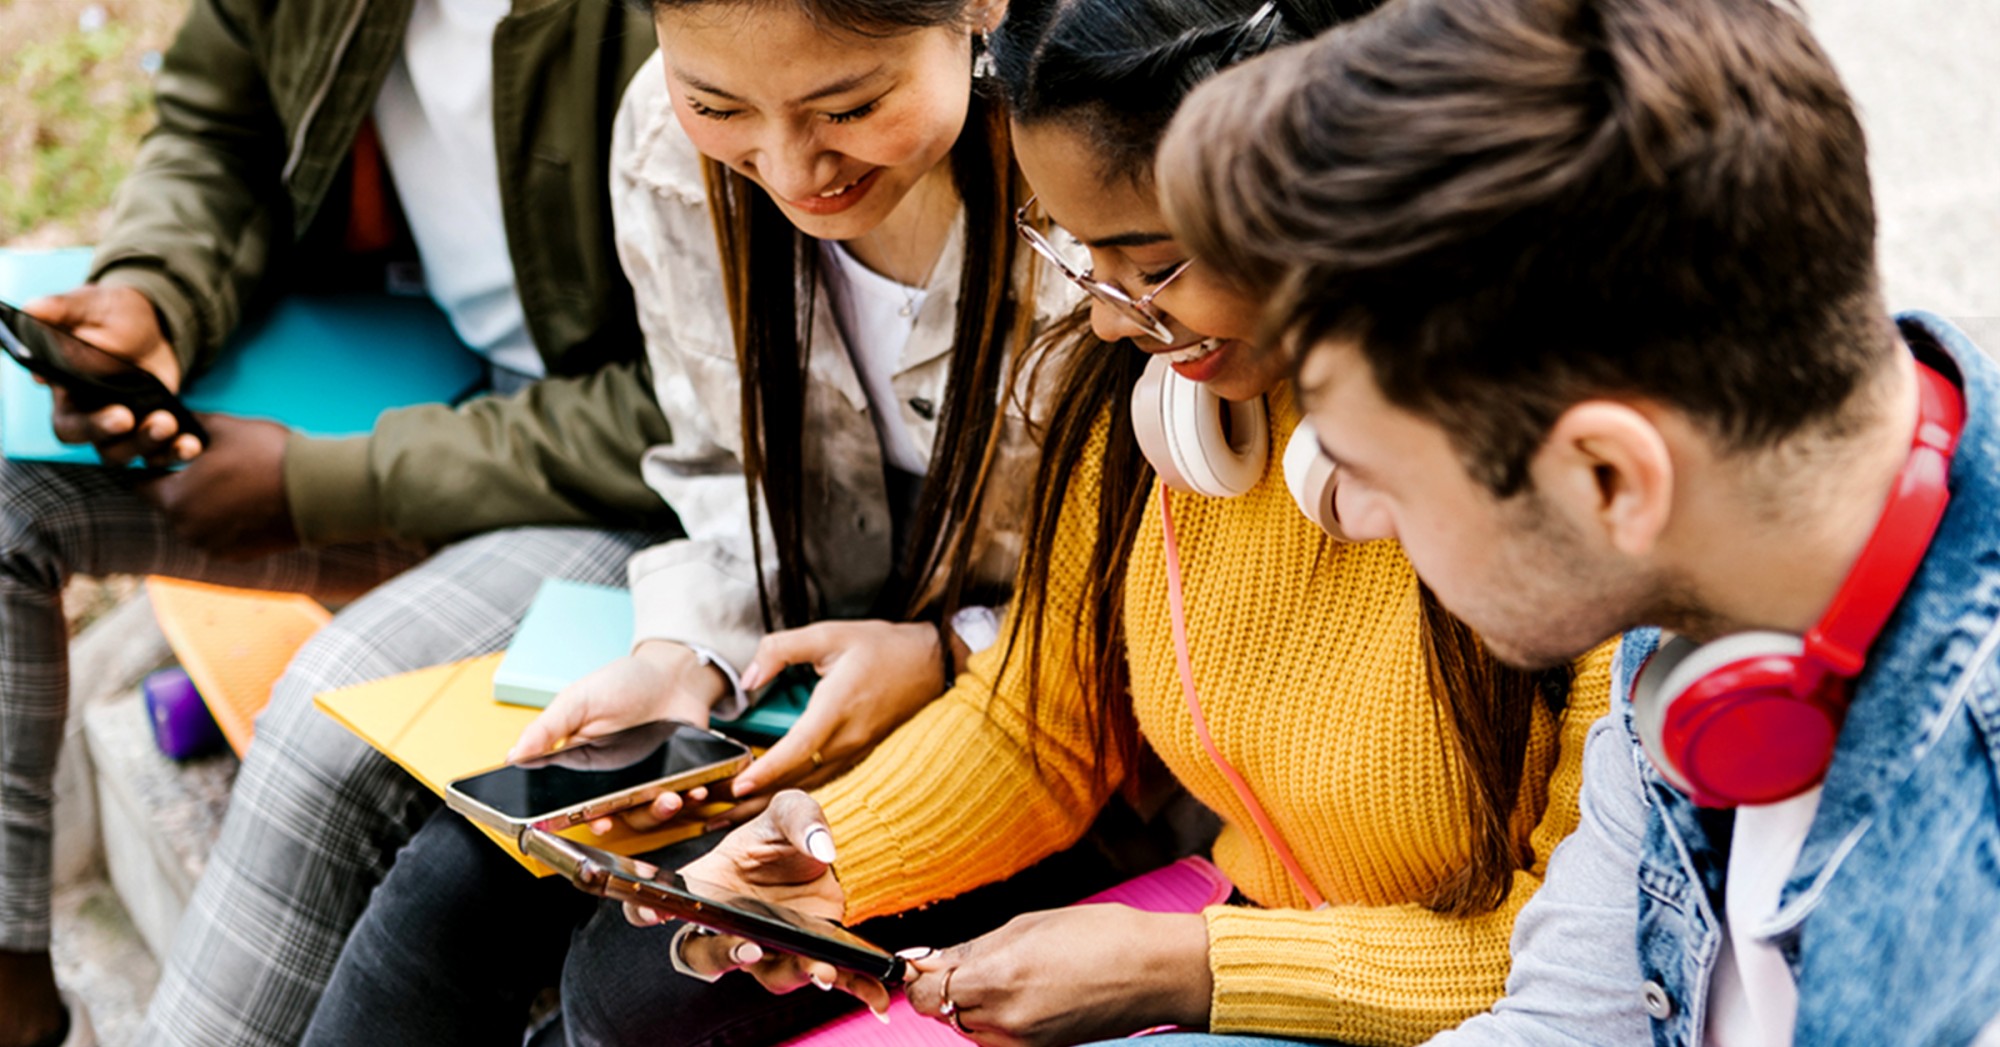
1631 358 1965 807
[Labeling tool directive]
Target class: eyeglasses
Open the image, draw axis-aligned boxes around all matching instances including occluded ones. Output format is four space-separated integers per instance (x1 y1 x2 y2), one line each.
1014 195 1193 344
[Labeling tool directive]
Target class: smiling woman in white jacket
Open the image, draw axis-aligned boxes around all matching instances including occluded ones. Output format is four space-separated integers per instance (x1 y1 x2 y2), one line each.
512 32 1081 804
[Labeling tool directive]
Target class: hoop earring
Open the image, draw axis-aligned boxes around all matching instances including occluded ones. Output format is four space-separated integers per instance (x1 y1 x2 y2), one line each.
972 29 995 80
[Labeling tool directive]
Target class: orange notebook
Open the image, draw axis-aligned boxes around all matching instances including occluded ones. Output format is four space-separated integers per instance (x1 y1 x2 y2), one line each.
147 578 333 757
313 653 721 875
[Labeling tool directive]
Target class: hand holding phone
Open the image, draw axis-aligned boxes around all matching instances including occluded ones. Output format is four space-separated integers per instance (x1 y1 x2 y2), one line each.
597 791 896 1013
1 293 207 461
446 719 750 834
521 826 903 991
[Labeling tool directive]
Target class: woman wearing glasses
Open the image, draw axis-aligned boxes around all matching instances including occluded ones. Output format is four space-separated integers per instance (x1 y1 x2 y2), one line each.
561 0 1615 1043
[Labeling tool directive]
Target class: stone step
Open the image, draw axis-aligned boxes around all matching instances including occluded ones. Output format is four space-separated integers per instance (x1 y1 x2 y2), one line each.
82 688 238 960
48 587 216 1045
52 590 179 890
51 875 159 1047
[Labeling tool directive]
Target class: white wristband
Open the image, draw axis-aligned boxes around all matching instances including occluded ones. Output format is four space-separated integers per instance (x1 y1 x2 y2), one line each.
950 604 1002 655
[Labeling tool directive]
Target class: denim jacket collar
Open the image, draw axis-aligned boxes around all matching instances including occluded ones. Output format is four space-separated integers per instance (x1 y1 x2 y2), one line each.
1761 313 2000 934
1634 315 2000 898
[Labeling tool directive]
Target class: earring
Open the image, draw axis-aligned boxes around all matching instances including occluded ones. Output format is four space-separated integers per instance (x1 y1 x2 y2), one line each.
973 29 996 80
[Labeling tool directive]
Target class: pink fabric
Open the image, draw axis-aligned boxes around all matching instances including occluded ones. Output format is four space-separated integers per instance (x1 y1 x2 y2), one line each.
774 857 1234 1046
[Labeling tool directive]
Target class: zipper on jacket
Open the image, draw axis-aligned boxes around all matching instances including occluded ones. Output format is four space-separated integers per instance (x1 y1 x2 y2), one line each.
282 0 371 183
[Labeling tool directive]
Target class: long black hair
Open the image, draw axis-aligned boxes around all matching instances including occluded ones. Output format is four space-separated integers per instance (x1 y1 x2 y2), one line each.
990 0 1575 918
642 0 1039 629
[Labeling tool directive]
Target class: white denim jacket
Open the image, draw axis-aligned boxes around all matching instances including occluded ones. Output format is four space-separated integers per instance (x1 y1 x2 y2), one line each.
609 54 1079 709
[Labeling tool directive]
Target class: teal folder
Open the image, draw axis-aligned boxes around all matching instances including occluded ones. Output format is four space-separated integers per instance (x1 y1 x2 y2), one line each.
495 578 808 743
0 247 486 464
494 579 636 708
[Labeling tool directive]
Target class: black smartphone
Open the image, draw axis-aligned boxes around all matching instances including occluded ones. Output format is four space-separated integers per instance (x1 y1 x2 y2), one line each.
0 298 209 446
445 720 752 834
520 829 907 986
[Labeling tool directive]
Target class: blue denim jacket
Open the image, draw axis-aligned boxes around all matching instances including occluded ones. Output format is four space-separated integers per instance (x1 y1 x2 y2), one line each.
1432 314 2000 1047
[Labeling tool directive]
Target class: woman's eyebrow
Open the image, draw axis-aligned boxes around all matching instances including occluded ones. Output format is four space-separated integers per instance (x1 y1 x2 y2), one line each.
1085 230 1175 250
680 66 887 105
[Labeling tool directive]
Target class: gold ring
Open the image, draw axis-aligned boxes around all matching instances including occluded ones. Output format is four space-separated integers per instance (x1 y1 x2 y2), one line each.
938 965 958 1017
950 1010 969 1034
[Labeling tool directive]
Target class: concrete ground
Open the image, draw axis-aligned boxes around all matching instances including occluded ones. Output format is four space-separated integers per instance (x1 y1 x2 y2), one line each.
1806 0 2000 329
38 0 2000 1044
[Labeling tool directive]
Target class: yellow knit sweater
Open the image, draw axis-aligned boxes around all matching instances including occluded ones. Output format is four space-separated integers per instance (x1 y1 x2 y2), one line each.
814 395 1614 1044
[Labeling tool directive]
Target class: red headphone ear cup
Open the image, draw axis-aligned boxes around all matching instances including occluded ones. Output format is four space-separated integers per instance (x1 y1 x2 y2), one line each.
1634 632 1842 806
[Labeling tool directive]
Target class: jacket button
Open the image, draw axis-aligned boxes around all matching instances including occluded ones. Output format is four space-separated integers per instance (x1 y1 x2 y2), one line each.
1641 980 1674 1020
908 397 936 421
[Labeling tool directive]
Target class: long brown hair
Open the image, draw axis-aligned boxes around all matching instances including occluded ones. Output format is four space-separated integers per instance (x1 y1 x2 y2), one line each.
993 0 1572 917
675 0 1038 629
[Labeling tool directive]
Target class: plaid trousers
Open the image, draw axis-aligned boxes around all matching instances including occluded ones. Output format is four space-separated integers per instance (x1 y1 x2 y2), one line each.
0 458 418 957
137 522 665 1047
0 456 668 1046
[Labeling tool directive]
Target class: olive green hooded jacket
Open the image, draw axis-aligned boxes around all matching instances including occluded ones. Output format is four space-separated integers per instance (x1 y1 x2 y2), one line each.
89 0 669 546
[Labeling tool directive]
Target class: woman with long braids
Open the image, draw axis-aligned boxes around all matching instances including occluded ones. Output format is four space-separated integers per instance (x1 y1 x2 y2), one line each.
560 0 1617 1044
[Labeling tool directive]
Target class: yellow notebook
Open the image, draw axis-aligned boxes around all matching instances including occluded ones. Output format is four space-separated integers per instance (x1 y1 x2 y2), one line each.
314 654 721 875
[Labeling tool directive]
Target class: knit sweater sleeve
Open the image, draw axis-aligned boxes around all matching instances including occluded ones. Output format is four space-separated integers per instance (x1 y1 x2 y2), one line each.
1203 641 1619 1043
812 421 1128 925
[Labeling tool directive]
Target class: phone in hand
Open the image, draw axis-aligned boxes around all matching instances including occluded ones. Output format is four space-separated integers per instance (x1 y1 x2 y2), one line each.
0 298 209 447
521 828 907 986
446 719 751 834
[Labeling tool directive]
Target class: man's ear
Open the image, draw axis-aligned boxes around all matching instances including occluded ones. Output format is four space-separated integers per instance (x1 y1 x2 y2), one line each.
1529 401 1674 559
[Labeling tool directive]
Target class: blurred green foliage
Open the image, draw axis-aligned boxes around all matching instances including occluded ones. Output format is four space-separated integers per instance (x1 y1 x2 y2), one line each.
1 21 157 239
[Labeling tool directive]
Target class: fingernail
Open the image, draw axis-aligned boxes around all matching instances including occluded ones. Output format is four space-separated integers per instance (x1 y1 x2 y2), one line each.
895 947 937 960
872 1007 892 1025
731 775 756 796
731 941 764 966
809 972 833 991
804 826 837 864
740 664 766 691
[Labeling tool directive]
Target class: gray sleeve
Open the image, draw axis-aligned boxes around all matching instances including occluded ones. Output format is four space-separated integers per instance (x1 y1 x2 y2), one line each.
1424 712 1653 1046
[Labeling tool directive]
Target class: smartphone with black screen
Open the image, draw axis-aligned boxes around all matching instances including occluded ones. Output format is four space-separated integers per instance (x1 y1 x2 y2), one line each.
520 829 906 985
446 720 751 834
0 299 209 447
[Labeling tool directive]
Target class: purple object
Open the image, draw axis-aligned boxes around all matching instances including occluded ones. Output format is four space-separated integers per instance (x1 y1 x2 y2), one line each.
144 668 225 760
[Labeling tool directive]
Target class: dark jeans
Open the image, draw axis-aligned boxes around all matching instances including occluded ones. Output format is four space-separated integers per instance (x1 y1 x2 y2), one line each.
305 807 1137 1046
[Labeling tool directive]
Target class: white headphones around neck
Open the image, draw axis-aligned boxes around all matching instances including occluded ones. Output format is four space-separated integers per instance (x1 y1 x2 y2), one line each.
1131 353 1346 538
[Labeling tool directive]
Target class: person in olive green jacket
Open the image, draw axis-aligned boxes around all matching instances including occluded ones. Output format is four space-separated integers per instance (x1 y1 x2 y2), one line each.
0 0 666 1044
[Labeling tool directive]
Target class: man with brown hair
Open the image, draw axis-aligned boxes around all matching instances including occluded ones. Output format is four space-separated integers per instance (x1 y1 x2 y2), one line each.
1146 0 2000 1043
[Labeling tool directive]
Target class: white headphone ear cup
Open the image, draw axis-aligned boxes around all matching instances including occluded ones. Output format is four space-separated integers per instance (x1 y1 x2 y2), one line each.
1167 369 1266 498
1131 354 1194 492
1631 631 1807 796
1283 421 1348 540
1132 353 1267 498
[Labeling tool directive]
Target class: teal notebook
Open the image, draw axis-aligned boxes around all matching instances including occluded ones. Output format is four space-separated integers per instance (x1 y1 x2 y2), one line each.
0 247 487 464
495 578 809 743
